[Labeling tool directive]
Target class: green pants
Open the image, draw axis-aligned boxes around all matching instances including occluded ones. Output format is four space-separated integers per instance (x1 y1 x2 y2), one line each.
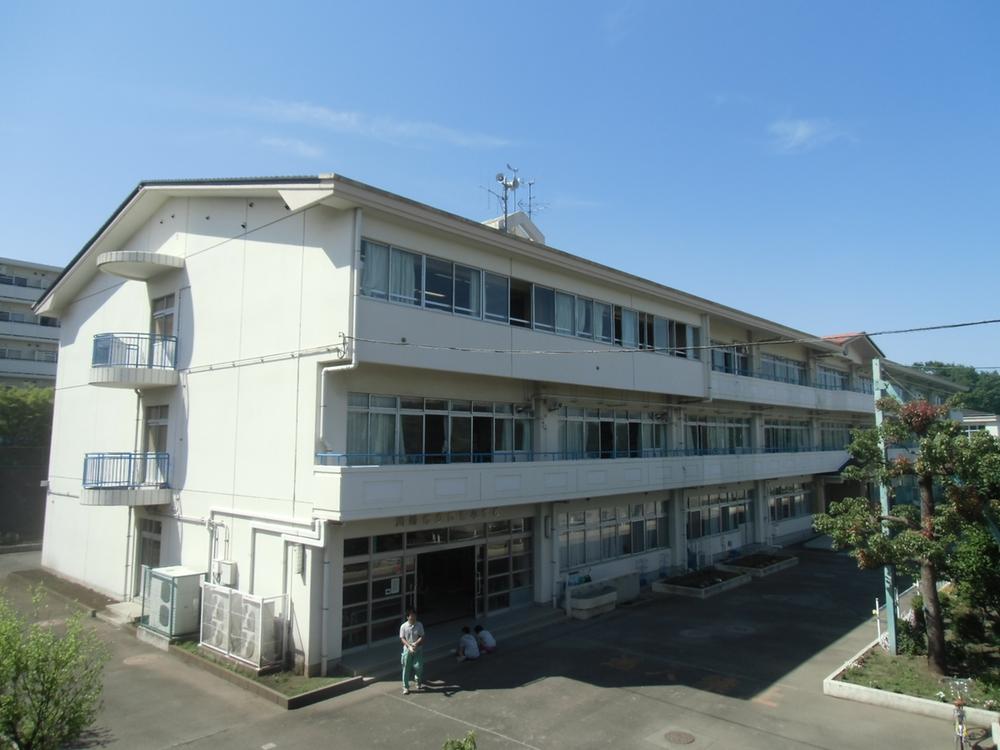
401 647 423 687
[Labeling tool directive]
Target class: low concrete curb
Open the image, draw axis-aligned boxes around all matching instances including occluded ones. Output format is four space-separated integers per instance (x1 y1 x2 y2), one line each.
0 543 42 555
168 643 365 710
651 571 752 599
716 556 799 578
823 637 1000 737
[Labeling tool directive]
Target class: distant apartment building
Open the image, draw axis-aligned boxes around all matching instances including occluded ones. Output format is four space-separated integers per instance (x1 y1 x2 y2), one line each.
0 256 61 387
34 175 962 673
962 410 1000 438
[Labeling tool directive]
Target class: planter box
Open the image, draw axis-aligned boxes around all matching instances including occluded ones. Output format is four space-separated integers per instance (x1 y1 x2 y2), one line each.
651 570 752 599
716 555 799 578
565 584 617 620
824 638 1000 736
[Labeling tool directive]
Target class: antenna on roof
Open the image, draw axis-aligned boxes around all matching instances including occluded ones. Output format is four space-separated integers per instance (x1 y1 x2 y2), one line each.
517 179 548 220
483 165 521 232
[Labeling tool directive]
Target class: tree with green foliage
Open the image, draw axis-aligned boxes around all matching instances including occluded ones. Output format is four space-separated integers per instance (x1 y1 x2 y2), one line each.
815 399 1000 675
0 387 54 447
912 361 1000 415
0 592 108 750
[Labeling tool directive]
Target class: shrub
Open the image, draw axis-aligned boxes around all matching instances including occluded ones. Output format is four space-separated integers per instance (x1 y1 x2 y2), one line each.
443 731 477 750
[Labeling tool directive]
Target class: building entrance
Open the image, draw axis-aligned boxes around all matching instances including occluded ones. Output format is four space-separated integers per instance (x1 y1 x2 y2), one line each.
417 546 477 626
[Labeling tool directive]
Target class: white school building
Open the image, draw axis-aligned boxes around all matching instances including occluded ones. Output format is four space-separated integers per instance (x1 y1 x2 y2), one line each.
35 174 961 673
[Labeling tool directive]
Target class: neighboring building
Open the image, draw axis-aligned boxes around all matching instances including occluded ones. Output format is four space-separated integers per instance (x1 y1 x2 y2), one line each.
0 256 61 387
961 410 1000 439
34 175 962 673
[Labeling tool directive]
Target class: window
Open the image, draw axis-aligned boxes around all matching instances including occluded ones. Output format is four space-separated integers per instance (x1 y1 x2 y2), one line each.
620 308 639 349
533 286 555 332
763 419 812 453
345 393 532 465
594 302 613 344
760 353 806 385
816 366 848 391
684 415 751 455
424 257 454 311
509 279 532 328
484 273 509 322
768 483 812 521
389 248 422 305
820 422 853 451
558 407 667 459
454 265 481 317
559 500 669 569
575 297 593 338
360 241 389 299
555 292 574 336
686 489 752 539
710 341 750 375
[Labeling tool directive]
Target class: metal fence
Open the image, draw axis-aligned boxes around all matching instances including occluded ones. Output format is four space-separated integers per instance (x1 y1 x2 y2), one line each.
91 332 177 370
82 452 169 489
199 582 287 670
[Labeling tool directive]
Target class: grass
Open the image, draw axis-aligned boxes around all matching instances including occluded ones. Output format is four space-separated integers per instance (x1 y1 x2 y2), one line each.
838 599 1000 711
174 640 348 697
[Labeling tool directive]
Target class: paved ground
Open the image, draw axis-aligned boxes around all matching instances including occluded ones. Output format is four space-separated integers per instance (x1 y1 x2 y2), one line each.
0 548 984 749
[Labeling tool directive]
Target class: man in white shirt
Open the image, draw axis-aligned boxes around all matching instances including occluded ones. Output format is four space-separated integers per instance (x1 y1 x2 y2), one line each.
399 608 425 694
475 624 496 654
456 625 480 662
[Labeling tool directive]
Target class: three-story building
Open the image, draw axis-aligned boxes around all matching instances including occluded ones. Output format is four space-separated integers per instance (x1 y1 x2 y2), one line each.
35 175 961 672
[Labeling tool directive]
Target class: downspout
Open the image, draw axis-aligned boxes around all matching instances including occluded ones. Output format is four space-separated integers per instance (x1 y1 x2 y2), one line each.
123 388 142 599
318 207 364 443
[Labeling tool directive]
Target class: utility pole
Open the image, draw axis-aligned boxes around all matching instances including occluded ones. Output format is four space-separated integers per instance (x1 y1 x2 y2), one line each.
873 357 899 654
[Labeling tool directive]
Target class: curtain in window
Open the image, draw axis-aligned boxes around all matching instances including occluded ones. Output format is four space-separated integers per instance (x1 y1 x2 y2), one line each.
622 309 638 349
369 413 396 461
575 298 592 337
389 249 421 305
347 412 369 462
594 303 612 343
566 421 584 458
555 292 574 335
360 242 389 298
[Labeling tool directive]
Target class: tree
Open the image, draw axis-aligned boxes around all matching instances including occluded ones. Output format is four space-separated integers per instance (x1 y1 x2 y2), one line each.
814 399 1000 675
0 592 108 750
912 361 1000 416
0 387 54 447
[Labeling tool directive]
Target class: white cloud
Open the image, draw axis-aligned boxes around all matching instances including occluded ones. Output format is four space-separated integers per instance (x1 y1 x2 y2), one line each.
245 99 510 150
767 118 851 154
604 1 639 47
259 136 324 158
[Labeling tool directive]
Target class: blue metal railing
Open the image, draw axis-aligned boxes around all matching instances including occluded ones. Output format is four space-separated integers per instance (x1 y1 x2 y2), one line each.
82 452 170 489
711 363 871 394
315 445 836 467
91 333 177 370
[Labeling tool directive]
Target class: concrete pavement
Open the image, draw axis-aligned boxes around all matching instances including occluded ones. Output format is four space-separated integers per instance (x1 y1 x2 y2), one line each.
2 548 974 749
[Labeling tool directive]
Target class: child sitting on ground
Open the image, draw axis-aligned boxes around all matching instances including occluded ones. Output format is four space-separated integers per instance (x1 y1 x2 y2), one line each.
475 624 496 654
456 626 480 662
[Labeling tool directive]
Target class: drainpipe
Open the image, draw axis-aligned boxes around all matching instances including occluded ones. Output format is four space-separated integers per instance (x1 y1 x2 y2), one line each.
318 207 363 445
320 523 331 677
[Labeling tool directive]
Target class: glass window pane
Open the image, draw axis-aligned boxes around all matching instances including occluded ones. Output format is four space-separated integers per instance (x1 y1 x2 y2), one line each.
594 302 613 344
344 562 369 585
575 297 593 338
344 537 369 557
555 292 574 336
487 520 511 535
533 286 555 332
343 582 368 606
373 533 403 553
454 265 481 317
406 528 448 547
424 257 454 311
510 278 532 327
360 241 389 299
450 416 471 462
389 248 422 305
484 273 509 322
622 309 639 348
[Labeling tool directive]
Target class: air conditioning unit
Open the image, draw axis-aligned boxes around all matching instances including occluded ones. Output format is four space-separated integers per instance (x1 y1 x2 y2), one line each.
199 583 231 651
140 566 205 639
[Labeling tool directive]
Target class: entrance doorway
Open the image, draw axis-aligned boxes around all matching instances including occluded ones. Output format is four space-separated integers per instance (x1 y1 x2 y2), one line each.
417 546 477 626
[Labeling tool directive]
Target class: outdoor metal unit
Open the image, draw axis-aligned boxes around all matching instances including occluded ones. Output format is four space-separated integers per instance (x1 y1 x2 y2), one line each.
140 565 205 639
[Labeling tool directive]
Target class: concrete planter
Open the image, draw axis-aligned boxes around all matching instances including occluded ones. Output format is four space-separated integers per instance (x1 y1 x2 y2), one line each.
824 638 1000 739
716 555 799 578
169 643 364 710
651 570 752 599
566 584 617 620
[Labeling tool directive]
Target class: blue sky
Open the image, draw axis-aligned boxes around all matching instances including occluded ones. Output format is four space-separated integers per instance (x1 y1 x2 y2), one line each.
1 1 997 366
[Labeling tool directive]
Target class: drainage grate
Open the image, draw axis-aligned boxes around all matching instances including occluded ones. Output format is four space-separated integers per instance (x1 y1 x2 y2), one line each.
664 730 696 745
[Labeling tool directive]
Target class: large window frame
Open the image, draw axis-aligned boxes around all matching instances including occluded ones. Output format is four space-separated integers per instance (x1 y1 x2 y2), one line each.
558 502 669 571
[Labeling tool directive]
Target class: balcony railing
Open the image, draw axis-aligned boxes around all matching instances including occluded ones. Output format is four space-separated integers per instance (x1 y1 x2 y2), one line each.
82 452 170 489
316 445 838 467
711 363 873 395
92 333 176 370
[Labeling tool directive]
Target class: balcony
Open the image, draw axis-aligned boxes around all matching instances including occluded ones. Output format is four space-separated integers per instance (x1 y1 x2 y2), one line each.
81 452 172 506
0 318 61 341
89 333 178 389
710 369 873 413
312 448 849 521
96 250 184 280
